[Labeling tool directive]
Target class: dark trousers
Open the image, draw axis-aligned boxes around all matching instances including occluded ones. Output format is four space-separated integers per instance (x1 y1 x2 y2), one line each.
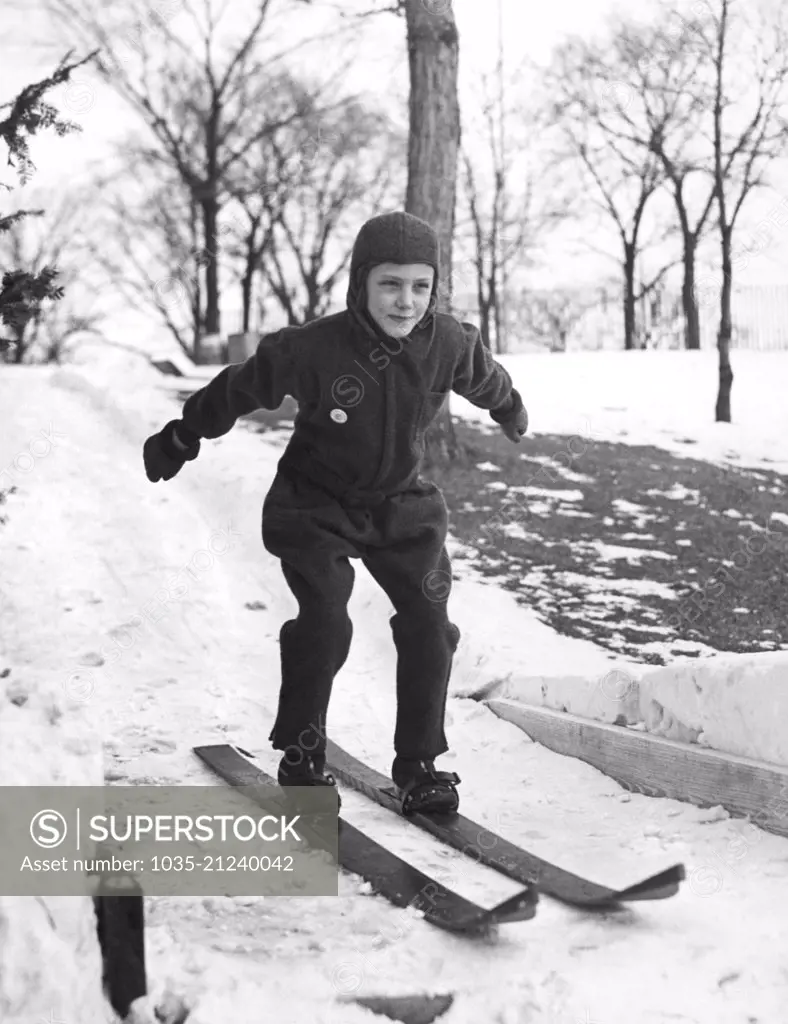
261 470 461 766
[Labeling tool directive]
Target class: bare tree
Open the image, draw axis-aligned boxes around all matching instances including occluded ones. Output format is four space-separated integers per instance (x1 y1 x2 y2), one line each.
43 0 346 360
456 69 538 355
602 12 716 351
517 287 595 352
79 152 205 355
695 0 788 420
225 95 406 329
79 83 395 352
222 184 275 335
592 2 788 360
457 105 569 355
541 35 678 350
588 0 788 409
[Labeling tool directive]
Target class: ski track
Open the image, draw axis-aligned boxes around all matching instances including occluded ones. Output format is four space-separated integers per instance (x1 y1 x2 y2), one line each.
2 364 788 1023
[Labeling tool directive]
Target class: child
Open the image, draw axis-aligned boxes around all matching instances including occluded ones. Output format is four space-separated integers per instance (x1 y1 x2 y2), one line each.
143 210 527 814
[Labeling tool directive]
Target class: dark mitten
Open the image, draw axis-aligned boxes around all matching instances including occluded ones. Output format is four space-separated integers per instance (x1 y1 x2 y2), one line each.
143 419 201 482
490 389 528 443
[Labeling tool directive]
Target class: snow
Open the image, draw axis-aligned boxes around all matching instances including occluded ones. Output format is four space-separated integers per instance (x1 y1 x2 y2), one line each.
646 484 703 503
635 651 788 764
574 541 677 562
1 345 787 1023
0 674 112 1023
518 454 595 485
454 348 788 475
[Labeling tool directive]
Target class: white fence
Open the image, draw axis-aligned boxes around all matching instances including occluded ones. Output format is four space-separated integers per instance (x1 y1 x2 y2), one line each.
565 284 788 352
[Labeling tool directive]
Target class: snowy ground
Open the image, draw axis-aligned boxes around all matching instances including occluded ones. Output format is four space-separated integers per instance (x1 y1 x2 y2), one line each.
472 348 788 477
1 345 788 1023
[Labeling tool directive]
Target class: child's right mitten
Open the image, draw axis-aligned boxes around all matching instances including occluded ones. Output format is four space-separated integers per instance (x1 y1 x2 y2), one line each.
143 419 201 482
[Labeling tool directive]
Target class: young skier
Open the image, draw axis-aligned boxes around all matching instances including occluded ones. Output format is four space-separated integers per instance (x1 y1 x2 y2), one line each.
143 210 527 814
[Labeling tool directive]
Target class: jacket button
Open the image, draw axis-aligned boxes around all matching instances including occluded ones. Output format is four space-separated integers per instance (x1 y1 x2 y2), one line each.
330 409 348 423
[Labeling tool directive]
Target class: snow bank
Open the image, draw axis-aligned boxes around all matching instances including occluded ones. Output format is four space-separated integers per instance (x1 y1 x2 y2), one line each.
636 651 788 764
457 528 788 763
0 671 117 1024
0 363 123 1023
475 650 788 767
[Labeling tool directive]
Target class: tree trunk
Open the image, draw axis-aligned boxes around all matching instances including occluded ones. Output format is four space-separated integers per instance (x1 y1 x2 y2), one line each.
479 297 492 350
239 222 260 334
200 196 221 342
716 226 734 421
304 274 320 323
665 180 703 351
490 264 500 354
188 192 203 360
713 0 733 423
405 0 461 467
241 263 254 333
9 312 27 362
682 237 701 350
623 243 637 350
191 278 202 358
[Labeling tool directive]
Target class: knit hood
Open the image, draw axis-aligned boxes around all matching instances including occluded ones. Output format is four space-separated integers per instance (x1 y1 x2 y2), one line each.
346 210 440 342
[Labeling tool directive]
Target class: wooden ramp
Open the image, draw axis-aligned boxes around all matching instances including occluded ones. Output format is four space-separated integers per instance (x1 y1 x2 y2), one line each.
487 698 788 839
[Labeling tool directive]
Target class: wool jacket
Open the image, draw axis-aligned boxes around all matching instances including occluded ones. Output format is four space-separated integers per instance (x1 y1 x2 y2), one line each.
178 212 524 505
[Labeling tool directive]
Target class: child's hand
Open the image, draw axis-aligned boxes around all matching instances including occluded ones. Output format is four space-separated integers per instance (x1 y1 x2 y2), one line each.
500 406 528 444
143 419 200 482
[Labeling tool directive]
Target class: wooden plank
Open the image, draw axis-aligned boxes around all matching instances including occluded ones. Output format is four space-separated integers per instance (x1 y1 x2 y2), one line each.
486 698 788 839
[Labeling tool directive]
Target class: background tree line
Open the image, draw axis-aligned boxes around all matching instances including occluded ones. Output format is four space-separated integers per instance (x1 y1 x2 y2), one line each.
3 0 787 435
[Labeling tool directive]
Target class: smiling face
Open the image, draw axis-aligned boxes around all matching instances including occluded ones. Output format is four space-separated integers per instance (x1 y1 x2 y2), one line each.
365 262 435 338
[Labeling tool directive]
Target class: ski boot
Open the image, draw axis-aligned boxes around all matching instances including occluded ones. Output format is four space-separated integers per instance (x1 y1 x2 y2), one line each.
392 757 460 816
278 754 340 854
277 753 341 808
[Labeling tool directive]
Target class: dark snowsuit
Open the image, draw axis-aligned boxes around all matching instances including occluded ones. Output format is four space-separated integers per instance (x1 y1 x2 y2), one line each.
177 211 525 765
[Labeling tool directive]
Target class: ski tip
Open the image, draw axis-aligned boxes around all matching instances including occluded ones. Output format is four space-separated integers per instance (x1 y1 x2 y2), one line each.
615 862 686 903
487 885 539 925
432 884 539 934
